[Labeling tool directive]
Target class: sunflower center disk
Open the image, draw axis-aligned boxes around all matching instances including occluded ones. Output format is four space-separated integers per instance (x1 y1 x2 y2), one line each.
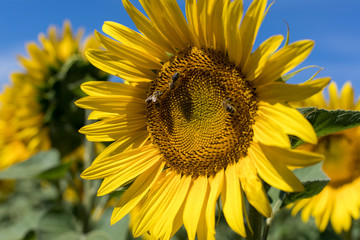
317 129 360 187
146 47 258 177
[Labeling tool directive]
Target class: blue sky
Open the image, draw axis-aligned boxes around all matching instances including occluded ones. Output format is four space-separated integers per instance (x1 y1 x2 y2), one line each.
1 0 360 96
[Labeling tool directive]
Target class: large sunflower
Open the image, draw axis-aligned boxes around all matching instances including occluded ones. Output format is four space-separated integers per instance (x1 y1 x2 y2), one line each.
76 0 330 238
0 21 103 170
290 82 360 234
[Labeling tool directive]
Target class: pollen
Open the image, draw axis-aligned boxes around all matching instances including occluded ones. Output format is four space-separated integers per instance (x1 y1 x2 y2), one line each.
146 47 258 177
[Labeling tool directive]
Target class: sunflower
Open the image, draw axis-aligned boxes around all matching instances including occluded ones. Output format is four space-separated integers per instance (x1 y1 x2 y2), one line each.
0 21 104 170
290 82 360 234
76 0 330 238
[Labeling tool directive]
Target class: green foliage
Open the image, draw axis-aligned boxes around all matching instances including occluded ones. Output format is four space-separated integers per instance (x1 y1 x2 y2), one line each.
37 162 72 180
0 150 60 179
292 108 360 148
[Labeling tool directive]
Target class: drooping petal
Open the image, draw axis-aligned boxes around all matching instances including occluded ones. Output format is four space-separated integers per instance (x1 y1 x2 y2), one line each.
133 172 191 238
238 158 271 217
183 176 208 240
205 169 224 238
221 164 246 237
249 143 304 192
260 144 323 167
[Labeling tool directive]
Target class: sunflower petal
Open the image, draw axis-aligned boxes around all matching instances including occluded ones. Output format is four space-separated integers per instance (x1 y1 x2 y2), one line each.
221 164 246 237
244 35 283 80
260 144 323 167
239 0 267 67
256 77 331 102
102 21 167 61
250 143 304 192
257 102 318 144
238 158 271 217
254 40 314 86
183 176 208 240
86 49 155 82
205 169 224 238
95 31 162 69
122 0 175 54
111 161 165 224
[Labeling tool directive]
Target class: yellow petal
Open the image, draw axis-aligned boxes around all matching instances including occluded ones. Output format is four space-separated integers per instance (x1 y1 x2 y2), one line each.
186 0 205 47
260 144 323 167
95 31 162 70
257 102 317 144
205 169 224 238
256 77 331 102
340 81 354 110
239 0 267 67
254 40 314 86
75 95 145 113
102 21 168 61
250 143 304 192
133 172 191 238
111 161 165 224
221 164 246 237
328 82 340 109
86 49 155 82
238 158 271 217
139 0 192 50
79 115 146 142
252 115 290 148
244 35 284 80
183 176 208 240
224 0 243 66
80 81 147 98
81 144 158 180
122 0 175 54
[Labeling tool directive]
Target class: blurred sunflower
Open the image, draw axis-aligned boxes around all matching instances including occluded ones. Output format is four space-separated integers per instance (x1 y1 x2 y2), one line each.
290 82 360 234
0 21 107 170
76 0 330 239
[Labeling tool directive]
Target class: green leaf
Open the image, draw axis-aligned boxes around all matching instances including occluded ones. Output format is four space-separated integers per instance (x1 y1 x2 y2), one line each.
0 149 60 179
292 108 360 148
37 161 72 180
37 209 80 240
86 230 113 240
94 209 131 240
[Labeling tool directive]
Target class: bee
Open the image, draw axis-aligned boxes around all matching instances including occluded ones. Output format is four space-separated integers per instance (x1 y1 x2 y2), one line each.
222 98 236 113
145 90 163 103
169 72 180 89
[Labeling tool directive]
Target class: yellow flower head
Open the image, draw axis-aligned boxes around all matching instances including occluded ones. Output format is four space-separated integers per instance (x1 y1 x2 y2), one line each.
0 21 102 170
290 81 360 234
76 0 330 239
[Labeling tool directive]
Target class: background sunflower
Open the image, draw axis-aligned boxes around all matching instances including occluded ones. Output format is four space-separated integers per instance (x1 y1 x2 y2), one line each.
290 82 360 234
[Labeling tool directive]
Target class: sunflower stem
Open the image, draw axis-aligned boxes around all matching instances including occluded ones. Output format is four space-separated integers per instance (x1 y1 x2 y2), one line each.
248 204 263 240
82 109 96 233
